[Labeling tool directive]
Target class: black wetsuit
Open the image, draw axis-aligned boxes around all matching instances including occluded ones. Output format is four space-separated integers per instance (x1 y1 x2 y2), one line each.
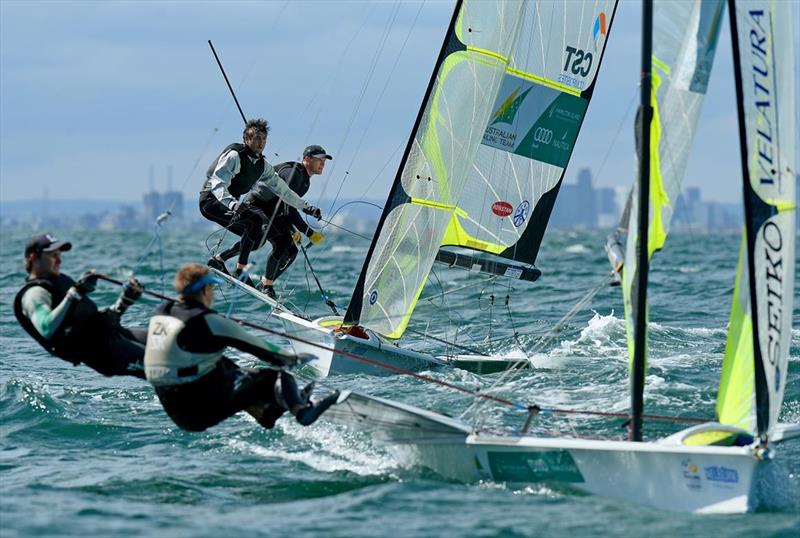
144 300 310 432
250 161 314 281
13 274 146 379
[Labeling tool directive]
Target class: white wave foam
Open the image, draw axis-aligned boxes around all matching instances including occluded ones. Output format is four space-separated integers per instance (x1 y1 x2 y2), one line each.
683 326 727 337
552 311 626 357
227 423 396 476
329 245 361 254
563 244 590 254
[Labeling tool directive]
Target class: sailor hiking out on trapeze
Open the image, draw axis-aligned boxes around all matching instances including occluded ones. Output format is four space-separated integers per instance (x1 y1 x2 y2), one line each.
143 262 339 432
219 144 331 300
200 118 322 285
13 233 147 379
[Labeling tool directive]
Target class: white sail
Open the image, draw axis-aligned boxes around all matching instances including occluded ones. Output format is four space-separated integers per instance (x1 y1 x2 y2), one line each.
346 0 618 339
622 0 725 365
717 0 796 438
344 1 528 338
444 1 616 267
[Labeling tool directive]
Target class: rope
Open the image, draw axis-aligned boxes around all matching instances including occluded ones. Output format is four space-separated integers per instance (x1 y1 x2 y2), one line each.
464 273 617 427
95 273 712 428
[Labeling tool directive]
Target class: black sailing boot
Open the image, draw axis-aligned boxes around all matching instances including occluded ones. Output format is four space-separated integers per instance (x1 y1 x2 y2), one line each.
233 267 255 288
294 390 341 426
208 257 230 276
256 280 278 300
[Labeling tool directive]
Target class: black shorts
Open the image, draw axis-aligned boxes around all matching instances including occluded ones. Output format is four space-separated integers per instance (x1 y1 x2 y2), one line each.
154 358 279 432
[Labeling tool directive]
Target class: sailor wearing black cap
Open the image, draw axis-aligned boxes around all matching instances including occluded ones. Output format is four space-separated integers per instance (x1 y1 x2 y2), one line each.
13 234 147 378
144 263 338 432
201 119 323 282
242 144 332 299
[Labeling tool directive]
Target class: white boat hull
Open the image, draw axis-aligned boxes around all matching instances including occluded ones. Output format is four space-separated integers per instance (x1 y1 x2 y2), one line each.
399 434 759 513
275 312 448 377
328 392 777 513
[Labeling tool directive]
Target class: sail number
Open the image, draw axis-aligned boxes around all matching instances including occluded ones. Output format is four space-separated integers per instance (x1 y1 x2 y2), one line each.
563 46 593 77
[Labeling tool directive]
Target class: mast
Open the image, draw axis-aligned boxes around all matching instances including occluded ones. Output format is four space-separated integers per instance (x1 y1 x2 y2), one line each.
630 0 653 442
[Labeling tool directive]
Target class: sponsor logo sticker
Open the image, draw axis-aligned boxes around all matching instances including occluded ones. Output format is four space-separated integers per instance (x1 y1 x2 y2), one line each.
491 201 513 217
704 466 739 484
513 201 530 228
682 458 701 490
369 290 378 305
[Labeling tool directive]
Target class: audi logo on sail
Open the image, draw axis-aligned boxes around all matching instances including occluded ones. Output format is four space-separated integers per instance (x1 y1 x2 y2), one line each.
533 127 553 144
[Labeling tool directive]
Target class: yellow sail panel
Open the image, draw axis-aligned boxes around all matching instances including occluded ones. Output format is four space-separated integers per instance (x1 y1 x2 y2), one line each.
621 1 725 370
647 60 669 256
716 235 756 432
440 210 506 255
354 1 528 339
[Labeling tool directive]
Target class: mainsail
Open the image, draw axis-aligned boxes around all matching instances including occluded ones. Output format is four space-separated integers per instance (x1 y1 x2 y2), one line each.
345 0 618 339
440 1 617 268
716 0 796 439
621 0 725 366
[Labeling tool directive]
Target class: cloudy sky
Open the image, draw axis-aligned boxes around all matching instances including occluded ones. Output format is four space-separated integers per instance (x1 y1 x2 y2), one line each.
0 1 795 207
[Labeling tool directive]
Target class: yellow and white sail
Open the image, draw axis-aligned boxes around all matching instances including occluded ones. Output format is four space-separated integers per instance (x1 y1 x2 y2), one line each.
716 0 796 439
346 0 618 340
622 0 725 366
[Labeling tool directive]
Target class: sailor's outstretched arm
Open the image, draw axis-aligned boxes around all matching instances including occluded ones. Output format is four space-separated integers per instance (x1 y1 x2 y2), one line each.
202 313 296 367
20 286 80 339
207 150 242 210
248 162 310 211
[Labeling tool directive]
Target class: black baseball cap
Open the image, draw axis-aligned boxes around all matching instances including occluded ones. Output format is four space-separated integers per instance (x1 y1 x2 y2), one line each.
303 145 333 160
25 233 72 257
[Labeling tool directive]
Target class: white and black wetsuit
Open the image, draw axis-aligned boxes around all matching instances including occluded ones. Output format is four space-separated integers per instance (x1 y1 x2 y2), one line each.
200 144 311 266
13 274 146 378
144 300 312 432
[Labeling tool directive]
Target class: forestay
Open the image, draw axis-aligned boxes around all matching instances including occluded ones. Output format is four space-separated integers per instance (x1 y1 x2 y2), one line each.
621 0 725 365
716 0 796 439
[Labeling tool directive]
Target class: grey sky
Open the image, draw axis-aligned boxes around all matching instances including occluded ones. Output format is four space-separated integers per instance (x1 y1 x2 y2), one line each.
0 1 794 206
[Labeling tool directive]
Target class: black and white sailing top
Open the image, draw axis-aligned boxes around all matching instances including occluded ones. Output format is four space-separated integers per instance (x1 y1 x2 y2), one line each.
201 143 310 212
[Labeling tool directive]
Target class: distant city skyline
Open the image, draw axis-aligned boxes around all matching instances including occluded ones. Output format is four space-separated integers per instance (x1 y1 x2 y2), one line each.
3 1 798 206
1 168 766 234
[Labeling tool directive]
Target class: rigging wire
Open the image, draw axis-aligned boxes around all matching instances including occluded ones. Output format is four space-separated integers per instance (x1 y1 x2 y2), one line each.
463 272 616 428
95 273 713 429
318 1 404 209
323 0 427 214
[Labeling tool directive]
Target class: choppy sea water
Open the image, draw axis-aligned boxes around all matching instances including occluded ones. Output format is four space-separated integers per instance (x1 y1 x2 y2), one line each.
1 228 798 537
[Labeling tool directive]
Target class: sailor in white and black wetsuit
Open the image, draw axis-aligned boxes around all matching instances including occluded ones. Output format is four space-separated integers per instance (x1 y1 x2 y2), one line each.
13 234 147 379
223 145 330 299
200 118 322 283
144 263 338 432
